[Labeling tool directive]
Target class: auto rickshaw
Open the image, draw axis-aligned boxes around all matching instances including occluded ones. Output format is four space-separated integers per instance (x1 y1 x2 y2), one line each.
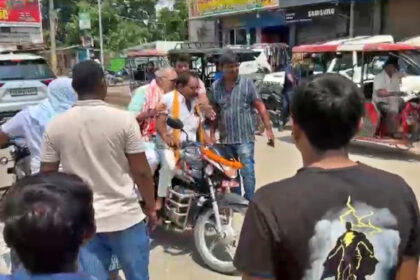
167 42 261 90
126 49 169 92
293 36 420 150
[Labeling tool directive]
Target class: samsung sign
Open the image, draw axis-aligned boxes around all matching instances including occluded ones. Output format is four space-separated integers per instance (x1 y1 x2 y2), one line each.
308 8 335 18
285 4 338 23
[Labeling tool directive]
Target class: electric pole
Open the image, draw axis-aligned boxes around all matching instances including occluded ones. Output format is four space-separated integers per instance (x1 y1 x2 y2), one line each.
98 0 104 67
49 0 57 73
349 0 355 38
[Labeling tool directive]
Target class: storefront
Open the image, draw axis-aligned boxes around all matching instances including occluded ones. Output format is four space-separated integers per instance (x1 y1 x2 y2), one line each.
188 0 285 45
382 0 420 41
284 2 349 45
187 0 383 47
220 10 288 45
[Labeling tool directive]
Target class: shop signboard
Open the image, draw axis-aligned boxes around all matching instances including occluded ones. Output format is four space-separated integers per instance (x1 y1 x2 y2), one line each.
79 12 91 30
0 0 43 44
0 0 41 24
189 0 279 19
285 3 338 23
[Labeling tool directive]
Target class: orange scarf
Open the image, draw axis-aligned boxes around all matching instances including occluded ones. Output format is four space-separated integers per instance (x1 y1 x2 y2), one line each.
172 90 205 160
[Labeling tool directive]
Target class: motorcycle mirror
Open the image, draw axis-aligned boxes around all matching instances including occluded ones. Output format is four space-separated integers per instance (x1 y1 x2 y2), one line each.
167 117 184 130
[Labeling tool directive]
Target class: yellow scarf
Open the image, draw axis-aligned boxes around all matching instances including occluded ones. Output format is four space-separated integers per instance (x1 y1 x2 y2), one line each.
172 90 205 160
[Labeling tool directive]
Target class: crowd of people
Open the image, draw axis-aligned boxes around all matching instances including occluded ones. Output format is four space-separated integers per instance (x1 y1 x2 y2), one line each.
0 49 418 280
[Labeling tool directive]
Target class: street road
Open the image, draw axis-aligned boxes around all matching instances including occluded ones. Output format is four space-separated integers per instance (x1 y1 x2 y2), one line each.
0 85 418 279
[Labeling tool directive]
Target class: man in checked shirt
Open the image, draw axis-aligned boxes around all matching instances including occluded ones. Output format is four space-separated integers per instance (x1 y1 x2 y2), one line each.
209 50 274 200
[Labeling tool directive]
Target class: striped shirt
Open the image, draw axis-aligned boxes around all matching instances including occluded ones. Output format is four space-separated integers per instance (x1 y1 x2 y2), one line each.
210 76 261 144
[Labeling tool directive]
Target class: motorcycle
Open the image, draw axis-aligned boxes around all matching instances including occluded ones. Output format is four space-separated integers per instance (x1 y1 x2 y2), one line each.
160 117 249 274
257 78 283 131
0 139 31 198
355 92 420 150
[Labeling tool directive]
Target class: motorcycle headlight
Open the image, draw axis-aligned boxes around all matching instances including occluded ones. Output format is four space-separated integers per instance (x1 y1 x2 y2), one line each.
204 164 214 176
222 165 239 179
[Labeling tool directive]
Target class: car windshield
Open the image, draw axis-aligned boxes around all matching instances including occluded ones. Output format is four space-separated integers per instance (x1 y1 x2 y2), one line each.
0 59 55 81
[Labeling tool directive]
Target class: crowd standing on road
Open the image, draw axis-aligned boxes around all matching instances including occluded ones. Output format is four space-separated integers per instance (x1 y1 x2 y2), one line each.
0 50 418 280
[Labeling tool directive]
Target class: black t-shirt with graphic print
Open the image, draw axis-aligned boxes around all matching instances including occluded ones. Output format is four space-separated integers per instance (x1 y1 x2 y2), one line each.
234 164 420 280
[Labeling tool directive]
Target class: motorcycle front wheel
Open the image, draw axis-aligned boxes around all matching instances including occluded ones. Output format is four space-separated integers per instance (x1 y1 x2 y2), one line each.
194 206 247 274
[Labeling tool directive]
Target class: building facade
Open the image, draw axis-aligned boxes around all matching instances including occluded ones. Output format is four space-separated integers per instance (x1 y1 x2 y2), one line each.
382 0 420 41
188 0 419 47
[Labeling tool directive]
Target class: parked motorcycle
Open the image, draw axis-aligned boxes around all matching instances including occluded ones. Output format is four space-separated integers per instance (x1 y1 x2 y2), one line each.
160 117 248 274
0 139 31 198
257 78 283 130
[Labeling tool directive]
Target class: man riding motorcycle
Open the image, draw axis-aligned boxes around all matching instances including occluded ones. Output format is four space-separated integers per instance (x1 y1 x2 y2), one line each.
174 54 216 120
128 67 178 173
155 71 212 210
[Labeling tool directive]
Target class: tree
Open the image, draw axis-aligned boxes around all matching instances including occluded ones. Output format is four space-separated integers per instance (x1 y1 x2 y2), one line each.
57 0 156 51
41 0 187 51
155 0 188 41
110 0 156 20
41 0 79 46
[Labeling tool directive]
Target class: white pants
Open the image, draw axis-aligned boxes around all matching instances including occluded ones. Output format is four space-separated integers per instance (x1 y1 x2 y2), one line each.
145 147 159 174
135 141 159 201
157 148 176 198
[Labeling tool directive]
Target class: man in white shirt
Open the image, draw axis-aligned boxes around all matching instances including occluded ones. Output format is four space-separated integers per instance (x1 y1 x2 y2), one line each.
128 67 178 174
373 58 405 135
40 61 156 280
155 71 210 209
174 54 216 120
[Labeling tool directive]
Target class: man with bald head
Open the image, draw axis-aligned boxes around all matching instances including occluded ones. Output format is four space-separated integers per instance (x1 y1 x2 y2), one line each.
137 67 178 129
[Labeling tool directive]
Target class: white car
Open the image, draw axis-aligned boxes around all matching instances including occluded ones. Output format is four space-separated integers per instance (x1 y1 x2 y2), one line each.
0 53 55 122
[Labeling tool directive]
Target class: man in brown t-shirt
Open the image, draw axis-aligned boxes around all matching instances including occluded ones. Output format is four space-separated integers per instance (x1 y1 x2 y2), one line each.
234 74 420 280
41 60 157 280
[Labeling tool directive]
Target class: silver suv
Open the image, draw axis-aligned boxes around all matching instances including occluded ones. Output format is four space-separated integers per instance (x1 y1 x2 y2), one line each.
0 53 55 122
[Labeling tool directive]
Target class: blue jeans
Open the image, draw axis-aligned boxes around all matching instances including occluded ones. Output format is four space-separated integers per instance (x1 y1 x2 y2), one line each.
225 142 255 200
282 88 295 124
79 221 150 280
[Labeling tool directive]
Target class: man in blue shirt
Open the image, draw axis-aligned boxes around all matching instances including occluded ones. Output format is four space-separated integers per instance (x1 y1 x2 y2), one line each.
209 51 274 200
0 173 97 280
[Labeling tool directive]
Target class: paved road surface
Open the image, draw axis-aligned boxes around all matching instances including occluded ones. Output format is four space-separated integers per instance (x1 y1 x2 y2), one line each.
0 85 418 279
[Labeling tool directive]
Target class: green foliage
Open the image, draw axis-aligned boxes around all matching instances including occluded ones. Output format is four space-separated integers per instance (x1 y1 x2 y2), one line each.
41 0 188 52
156 0 188 41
